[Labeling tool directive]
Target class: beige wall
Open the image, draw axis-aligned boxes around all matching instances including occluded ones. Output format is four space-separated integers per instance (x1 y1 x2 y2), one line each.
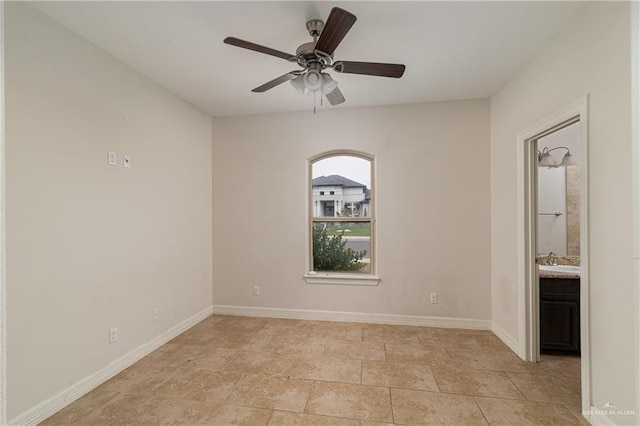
490 1 636 418
212 100 491 320
5 3 212 418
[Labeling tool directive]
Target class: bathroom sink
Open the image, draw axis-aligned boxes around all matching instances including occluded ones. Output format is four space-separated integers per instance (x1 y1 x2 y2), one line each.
539 265 580 275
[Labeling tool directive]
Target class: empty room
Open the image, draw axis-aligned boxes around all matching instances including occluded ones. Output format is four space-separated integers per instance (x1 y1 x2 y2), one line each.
2 1 639 425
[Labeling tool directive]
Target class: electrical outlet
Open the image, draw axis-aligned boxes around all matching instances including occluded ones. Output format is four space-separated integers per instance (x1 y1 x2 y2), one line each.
253 286 260 296
430 293 438 304
152 308 159 321
109 327 118 344
107 151 117 166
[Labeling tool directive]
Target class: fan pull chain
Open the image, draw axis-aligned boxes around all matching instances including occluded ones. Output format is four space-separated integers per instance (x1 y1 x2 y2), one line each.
314 90 317 114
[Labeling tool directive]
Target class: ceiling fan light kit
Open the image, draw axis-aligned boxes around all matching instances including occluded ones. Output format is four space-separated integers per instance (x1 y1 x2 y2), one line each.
223 7 406 108
321 73 338 95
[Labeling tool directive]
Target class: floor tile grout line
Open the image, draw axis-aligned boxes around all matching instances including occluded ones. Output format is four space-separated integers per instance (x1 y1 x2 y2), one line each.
430 365 443 393
471 395 492 425
563 402 589 424
388 386 395 424
301 380 314 415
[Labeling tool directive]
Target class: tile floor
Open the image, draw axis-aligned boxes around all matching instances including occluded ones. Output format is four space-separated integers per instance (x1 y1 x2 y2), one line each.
42 315 586 425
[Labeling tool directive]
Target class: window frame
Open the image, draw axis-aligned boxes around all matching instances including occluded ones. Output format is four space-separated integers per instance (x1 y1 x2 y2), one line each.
304 150 380 286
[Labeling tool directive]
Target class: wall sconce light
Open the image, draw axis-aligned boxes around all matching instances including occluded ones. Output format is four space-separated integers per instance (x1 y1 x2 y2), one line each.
537 146 578 168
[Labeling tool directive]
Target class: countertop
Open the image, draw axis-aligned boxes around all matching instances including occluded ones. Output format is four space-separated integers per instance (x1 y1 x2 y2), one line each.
537 255 580 280
539 269 580 279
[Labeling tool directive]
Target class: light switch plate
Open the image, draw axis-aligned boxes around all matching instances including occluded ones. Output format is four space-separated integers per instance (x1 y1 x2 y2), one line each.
123 155 131 168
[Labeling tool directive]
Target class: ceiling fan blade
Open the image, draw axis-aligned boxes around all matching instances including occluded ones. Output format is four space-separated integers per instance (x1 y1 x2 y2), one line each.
333 61 406 78
314 8 357 56
224 37 295 61
251 72 299 93
325 87 345 105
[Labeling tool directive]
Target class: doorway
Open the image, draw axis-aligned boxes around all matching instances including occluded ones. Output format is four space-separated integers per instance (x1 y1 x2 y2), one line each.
536 121 582 354
516 96 590 415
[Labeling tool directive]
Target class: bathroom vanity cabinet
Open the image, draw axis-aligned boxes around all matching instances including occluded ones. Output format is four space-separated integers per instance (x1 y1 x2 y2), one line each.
540 277 580 353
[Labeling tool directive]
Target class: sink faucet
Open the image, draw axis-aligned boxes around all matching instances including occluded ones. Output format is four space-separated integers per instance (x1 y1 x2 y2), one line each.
546 252 557 266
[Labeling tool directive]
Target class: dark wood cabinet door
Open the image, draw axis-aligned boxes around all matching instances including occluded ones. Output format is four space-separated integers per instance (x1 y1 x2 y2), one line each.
540 300 580 352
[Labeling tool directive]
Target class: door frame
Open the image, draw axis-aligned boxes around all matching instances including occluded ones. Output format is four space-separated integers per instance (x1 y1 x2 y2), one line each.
516 95 590 413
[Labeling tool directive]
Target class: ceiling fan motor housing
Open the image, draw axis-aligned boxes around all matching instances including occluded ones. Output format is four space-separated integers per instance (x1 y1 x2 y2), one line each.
296 42 333 69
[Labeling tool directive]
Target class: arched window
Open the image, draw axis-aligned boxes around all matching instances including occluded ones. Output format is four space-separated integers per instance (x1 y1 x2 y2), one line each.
306 151 378 285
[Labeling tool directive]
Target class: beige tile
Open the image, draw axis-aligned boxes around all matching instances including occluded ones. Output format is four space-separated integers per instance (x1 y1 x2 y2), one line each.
363 324 419 344
415 327 488 349
147 398 226 425
418 327 511 351
261 334 328 355
446 347 529 373
523 354 582 377
267 411 360 425
99 363 176 394
204 404 272 426
214 331 274 351
305 381 393 423
473 334 514 352
163 344 239 369
199 314 226 325
158 344 206 366
44 316 585 425
153 367 242 402
188 347 241 370
391 388 488 425
385 341 450 366
259 318 317 335
311 321 364 341
264 329 313 343
89 393 266 426
290 354 362 383
80 393 187 425
168 326 218 346
507 372 581 406
475 396 582 425
362 360 439 391
224 350 297 376
323 339 386 361
83 393 153 425
41 387 119 425
431 365 525 399
134 343 183 367
417 332 483 350
417 328 513 353
213 316 269 332
226 373 313 412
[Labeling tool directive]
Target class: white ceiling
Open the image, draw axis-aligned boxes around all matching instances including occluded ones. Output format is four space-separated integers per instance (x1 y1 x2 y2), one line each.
31 1 586 118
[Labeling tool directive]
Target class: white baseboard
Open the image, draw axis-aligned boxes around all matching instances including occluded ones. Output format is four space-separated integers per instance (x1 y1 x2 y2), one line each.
212 305 492 330
490 321 521 356
9 305 213 426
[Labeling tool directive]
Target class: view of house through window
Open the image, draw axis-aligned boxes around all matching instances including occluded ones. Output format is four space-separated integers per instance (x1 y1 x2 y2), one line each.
311 154 373 274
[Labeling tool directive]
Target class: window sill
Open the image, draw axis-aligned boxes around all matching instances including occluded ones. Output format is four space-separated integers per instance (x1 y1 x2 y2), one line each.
303 272 381 286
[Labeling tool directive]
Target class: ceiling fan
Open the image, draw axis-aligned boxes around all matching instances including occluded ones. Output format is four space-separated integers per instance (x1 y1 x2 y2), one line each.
223 7 406 106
